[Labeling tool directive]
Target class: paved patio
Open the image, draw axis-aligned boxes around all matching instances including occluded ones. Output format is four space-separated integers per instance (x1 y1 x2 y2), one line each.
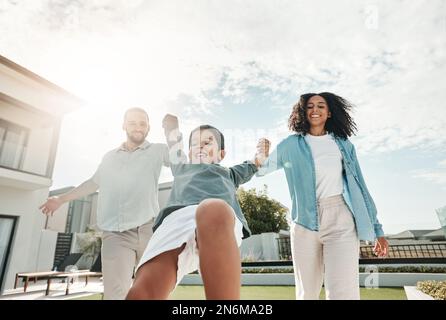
0 277 103 300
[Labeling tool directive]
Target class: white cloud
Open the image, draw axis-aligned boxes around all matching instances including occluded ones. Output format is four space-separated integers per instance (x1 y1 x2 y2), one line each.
1 0 445 185
412 159 446 186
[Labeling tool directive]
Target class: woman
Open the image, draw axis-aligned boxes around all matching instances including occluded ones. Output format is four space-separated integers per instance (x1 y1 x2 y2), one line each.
259 92 388 300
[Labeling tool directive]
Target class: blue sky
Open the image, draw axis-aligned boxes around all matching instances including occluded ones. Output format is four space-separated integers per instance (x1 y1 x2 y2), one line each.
1 0 445 234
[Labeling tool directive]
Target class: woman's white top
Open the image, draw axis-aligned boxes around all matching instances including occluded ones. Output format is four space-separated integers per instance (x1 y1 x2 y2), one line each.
305 133 344 200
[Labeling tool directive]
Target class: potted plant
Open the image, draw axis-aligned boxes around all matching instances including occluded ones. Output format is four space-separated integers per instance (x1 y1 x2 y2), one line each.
72 229 102 270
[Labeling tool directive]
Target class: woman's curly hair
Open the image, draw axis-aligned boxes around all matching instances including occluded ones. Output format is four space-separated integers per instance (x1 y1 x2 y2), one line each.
288 92 357 139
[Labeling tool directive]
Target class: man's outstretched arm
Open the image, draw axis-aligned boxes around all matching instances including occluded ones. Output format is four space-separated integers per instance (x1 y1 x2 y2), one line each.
39 178 99 216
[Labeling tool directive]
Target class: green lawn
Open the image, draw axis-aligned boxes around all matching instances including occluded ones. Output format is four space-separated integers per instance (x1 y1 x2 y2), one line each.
74 286 407 300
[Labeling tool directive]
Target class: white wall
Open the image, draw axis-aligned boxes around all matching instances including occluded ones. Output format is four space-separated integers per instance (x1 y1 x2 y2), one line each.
240 232 280 261
0 185 48 293
35 229 58 271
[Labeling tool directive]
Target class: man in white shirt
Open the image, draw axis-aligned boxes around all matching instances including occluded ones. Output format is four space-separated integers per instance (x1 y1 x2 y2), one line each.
39 108 169 299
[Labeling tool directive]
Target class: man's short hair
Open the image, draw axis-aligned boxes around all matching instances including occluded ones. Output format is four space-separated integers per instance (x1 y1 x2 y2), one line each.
189 125 225 150
124 108 149 122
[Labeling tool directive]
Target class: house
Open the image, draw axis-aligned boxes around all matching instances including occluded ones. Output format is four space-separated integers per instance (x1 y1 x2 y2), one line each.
387 230 437 241
0 55 84 293
387 229 446 243
420 229 446 241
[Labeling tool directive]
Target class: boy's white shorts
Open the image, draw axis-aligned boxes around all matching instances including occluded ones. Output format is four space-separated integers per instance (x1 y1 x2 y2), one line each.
136 204 244 288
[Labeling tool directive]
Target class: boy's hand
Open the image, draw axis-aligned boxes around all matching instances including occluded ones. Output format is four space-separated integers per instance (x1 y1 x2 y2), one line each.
162 114 179 134
254 138 270 167
163 114 182 149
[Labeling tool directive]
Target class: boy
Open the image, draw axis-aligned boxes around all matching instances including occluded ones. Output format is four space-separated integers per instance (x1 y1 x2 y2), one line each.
126 114 270 300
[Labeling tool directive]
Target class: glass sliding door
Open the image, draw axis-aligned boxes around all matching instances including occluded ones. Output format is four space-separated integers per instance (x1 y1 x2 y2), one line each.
0 215 17 291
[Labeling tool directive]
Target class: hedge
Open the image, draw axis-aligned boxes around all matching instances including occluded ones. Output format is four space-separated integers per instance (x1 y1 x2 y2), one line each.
189 266 446 274
241 266 446 274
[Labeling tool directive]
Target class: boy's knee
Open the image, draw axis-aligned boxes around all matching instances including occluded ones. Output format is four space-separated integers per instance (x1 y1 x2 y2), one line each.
197 198 229 211
196 199 234 231
126 284 151 300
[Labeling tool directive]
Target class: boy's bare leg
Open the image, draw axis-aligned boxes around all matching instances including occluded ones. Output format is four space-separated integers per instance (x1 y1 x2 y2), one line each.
126 244 185 300
196 199 241 300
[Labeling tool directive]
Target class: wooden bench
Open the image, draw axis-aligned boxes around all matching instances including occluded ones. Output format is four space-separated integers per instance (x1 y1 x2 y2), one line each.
15 271 64 292
45 271 102 296
14 270 90 292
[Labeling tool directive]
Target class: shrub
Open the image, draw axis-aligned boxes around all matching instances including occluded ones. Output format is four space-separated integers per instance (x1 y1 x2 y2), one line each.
240 266 446 274
189 266 446 275
416 281 446 300
242 268 294 274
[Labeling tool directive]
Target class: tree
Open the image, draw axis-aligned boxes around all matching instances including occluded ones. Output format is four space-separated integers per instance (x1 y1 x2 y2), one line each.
237 185 289 235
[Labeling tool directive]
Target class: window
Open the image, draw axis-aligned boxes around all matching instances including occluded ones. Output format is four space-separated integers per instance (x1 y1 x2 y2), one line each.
0 119 29 170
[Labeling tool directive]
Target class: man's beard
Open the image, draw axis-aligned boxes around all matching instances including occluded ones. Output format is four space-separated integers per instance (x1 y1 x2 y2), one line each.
127 131 147 144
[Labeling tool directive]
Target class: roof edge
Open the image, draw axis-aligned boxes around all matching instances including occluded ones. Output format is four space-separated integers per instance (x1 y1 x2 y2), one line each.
0 54 85 105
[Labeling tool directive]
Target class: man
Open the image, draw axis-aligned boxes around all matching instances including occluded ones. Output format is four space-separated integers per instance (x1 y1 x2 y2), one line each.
39 108 169 299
